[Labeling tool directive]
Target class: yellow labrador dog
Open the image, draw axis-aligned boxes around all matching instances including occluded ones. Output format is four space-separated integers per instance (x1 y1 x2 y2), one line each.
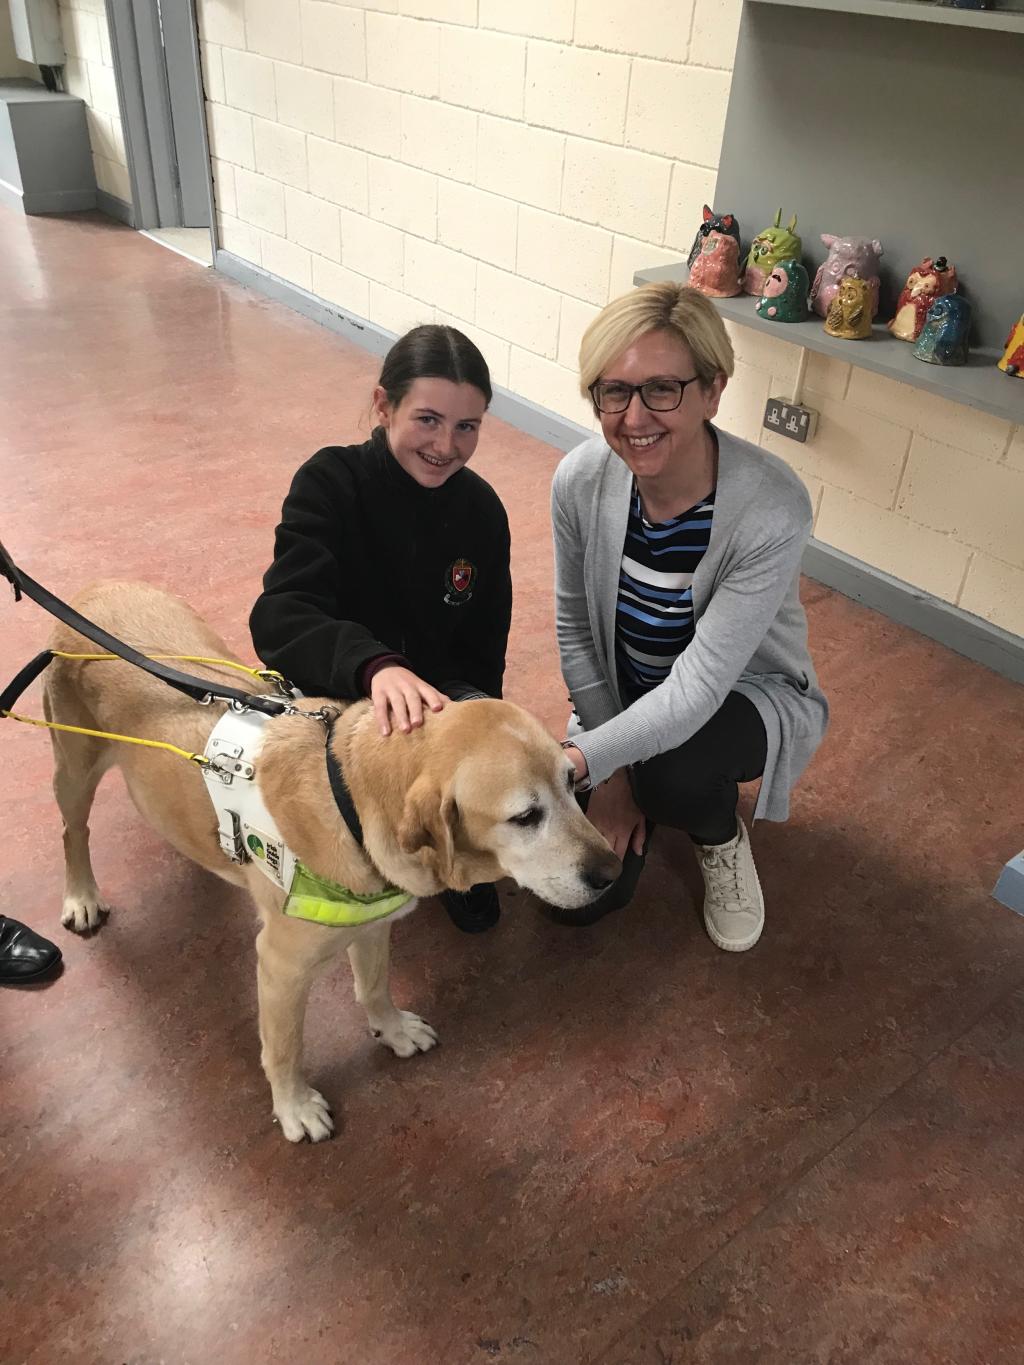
42 582 620 1142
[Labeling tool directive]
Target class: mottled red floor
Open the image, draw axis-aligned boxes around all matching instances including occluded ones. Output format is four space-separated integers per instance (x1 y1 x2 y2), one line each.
1 209 1021 1365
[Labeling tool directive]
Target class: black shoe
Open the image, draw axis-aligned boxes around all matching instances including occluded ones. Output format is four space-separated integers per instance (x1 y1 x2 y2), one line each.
0 916 63 984
440 884 500 933
541 829 655 927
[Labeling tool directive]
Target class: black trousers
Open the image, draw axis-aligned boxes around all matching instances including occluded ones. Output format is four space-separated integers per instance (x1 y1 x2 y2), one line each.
579 690 768 913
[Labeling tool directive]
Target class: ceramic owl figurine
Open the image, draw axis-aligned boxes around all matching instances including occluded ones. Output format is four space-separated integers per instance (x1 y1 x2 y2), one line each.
811 235 884 320
997 312 1024 378
742 209 801 296
824 277 873 340
913 295 972 366
756 260 810 323
688 230 743 298
889 256 958 342
687 204 742 270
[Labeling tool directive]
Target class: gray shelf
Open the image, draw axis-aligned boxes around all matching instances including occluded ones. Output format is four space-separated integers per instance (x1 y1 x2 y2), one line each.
633 262 1024 427
749 0 1024 34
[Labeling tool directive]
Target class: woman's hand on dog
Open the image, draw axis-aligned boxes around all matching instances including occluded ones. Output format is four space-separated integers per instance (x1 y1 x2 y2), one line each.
584 769 646 861
370 666 449 736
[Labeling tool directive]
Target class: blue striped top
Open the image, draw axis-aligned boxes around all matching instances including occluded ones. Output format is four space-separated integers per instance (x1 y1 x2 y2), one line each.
615 482 716 702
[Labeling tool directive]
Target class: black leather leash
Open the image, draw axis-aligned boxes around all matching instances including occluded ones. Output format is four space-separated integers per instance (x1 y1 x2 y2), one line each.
0 538 290 719
325 718 364 849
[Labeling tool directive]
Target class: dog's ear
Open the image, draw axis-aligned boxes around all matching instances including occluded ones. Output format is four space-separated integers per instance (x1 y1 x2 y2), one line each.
397 777 457 883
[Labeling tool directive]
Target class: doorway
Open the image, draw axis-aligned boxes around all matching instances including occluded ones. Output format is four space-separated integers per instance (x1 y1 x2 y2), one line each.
106 0 215 257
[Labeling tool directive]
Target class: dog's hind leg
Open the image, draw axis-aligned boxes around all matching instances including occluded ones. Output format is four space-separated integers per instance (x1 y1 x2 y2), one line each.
45 696 115 934
347 921 438 1059
254 905 346 1142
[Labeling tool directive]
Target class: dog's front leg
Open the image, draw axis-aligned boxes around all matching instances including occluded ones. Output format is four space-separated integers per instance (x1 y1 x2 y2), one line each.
347 920 439 1058
255 911 343 1142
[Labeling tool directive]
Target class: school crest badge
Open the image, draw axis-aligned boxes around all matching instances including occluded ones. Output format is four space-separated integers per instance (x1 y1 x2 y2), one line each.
444 558 476 606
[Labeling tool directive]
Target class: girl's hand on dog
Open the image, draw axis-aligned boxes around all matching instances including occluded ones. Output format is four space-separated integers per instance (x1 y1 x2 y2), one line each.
371 666 448 736
584 770 646 861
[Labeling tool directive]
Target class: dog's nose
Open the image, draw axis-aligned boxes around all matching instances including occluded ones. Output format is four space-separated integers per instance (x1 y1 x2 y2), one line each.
584 854 621 892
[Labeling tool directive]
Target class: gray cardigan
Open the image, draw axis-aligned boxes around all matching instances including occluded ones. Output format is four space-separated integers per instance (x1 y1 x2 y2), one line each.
551 426 828 822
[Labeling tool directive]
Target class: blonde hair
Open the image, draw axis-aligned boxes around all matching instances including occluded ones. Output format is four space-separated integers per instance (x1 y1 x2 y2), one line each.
578 281 735 399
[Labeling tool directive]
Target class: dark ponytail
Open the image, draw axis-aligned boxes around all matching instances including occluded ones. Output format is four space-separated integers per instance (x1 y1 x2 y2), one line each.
377 324 492 409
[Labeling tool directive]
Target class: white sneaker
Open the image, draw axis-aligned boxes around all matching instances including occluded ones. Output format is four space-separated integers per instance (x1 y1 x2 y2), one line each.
696 818 764 952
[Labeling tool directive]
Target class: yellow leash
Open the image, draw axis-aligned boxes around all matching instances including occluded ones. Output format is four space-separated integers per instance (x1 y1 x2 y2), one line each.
2 653 289 767
51 652 286 686
2 709 211 766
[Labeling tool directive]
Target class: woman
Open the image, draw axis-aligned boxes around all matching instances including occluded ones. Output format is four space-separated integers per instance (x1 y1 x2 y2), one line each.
250 324 512 933
552 282 828 948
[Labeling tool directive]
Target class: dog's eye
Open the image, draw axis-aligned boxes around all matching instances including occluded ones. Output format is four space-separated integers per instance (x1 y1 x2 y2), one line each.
509 807 542 828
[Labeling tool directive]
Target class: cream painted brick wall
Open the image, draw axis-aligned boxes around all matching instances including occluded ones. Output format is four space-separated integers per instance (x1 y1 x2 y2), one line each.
440 27 525 119
400 95 476 181
276 63 334 135
525 42 630 143
476 116 563 212
1004 427 1024 472
334 76 400 157
260 231 313 289
557 296 600 372
716 359 771 446
245 0 301 64
517 207 611 306
223 48 277 118
845 369 1013 463
199 0 246 50
234 167 286 234
340 209 404 283
405 237 477 320
573 0 693 63
199 0 1024 634
211 158 237 217
476 264 559 359
815 488 971 603
690 0 743 69
479 0 573 42
312 255 371 318
308 137 369 213
626 60 730 165
437 181 517 270
896 438 1024 570
510 347 595 427
562 142 672 243
285 186 341 259
208 104 255 169
366 14 439 97
959 556 1024 637
254 118 308 189
368 156 437 238
369 280 433 335
403 0 476 23
301 2 366 78
761 389 911 509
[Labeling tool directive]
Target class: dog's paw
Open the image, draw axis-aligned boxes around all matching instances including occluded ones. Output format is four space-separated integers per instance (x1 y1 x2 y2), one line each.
61 894 111 934
274 1087 335 1143
373 1010 439 1059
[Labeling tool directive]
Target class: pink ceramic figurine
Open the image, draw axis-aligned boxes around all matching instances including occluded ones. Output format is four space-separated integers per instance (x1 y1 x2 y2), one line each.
810 235 884 320
688 230 743 298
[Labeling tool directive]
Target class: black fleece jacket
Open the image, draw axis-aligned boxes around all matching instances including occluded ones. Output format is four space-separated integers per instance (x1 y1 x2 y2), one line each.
249 428 512 700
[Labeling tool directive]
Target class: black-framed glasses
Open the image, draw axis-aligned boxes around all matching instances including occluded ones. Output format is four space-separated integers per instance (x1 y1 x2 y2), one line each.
588 376 699 414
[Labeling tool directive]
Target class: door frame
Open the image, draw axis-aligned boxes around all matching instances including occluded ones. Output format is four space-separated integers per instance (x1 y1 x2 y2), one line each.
104 0 216 251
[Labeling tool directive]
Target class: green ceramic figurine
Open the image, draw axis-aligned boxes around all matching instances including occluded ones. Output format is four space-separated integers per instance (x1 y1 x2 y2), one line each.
756 259 810 323
742 209 801 296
